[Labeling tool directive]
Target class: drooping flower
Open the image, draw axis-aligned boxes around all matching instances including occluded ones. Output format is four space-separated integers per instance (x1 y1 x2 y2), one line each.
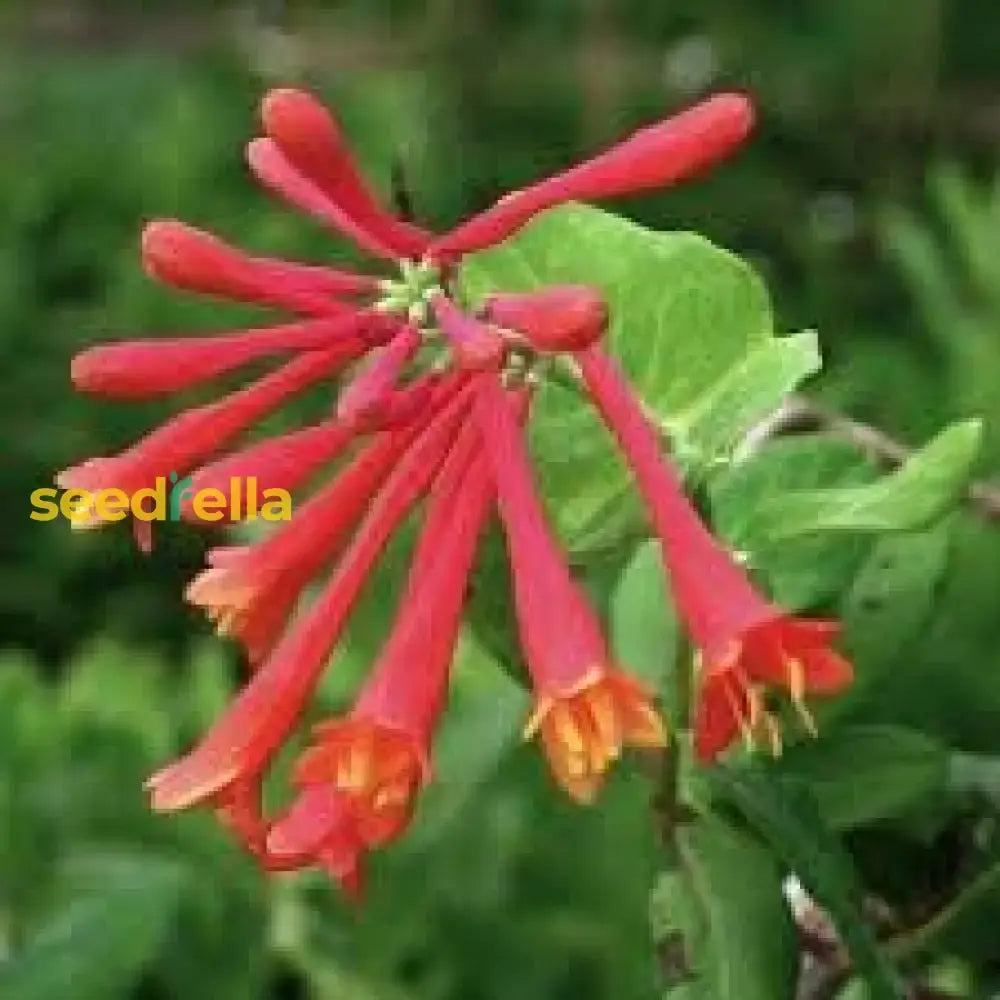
146 382 476 815
473 374 666 802
575 344 852 761
267 398 504 870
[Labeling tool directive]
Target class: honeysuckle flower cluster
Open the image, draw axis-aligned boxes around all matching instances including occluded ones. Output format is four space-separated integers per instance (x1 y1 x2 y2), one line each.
60 85 851 894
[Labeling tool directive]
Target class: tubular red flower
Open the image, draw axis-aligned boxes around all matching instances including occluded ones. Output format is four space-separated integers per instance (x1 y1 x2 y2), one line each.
185 400 447 661
247 137 402 262
181 419 355 519
268 415 499 862
59 345 360 525
180 374 444 523
483 285 608 353
431 93 755 258
141 219 378 315
146 382 476 813
261 89 429 261
71 311 395 399
576 345 852 760
336 324 422 428
473 376 666 802
429 293 506 371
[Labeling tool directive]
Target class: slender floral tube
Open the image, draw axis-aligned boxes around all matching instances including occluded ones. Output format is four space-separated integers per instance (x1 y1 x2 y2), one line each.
60 345 363 506
142 219 378 315
473 375 666 802
268 407 504 862
429 292 506 371
483 285 608 352
146 381 477 813
576 345 852 760
186 379 465 662
247 137 402 262
71 310 396 399
431 93 754 259
337 324 422 427
261 89 430 260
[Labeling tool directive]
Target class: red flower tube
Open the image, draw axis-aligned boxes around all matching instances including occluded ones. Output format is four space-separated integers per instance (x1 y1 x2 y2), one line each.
146 381 476 814
142 219 378 315
71 311 395 399
247 137 403 263
473 376 666 802
576 345 852 760
261 89 429 261
429 292 506 371
186 380 465 662
483 285 608 353
336 324 422 427
431 93 754 259
267 408 501 863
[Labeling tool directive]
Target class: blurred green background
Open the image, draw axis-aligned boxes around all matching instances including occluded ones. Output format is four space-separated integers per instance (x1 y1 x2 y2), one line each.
3 2 1000 999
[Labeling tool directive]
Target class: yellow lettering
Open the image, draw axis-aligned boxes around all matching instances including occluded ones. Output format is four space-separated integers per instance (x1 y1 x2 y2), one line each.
192 488 226 522
30 488 59 521
260 489 292 522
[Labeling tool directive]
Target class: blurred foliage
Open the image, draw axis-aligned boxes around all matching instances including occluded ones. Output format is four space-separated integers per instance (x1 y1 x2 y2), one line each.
2 2 1000 999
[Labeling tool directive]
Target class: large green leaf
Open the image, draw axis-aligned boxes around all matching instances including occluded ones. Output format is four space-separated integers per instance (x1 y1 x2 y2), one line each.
771 725 949 830
0 852 184 1000
708 765 906 1000
650 817 797 1000
737 420 981 541
462 203 818 545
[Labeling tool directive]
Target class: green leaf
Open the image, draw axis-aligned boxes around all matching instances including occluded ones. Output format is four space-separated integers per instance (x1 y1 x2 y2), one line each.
650 817 797 1000
708 765 905 1000
710 434 875 607
0 852 184 1000
679 331 822 464
772 725 949 830
462 204 817 546
611 539 678 715
839 521 954 683
739 420 981 540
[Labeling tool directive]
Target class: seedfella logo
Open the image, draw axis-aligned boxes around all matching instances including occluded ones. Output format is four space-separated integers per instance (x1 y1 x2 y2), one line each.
31 472 292 525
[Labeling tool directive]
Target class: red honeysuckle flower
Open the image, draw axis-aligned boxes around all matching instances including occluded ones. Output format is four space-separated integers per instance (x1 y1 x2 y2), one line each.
186 379 467 662
429 92 754 260
336 324 423 427
267 405 504 866
59 343 365 550
429 291 507 371
575 344 852 761
473 374 666 802
483 285 608 353
71 310 395 399
260 88 430 261
246 136 407 263
179 374 445 521
146 380 476 814
141 218 378 315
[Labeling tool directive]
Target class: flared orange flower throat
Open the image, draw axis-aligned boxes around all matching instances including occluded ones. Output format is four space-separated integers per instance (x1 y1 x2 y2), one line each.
57 83 849 898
